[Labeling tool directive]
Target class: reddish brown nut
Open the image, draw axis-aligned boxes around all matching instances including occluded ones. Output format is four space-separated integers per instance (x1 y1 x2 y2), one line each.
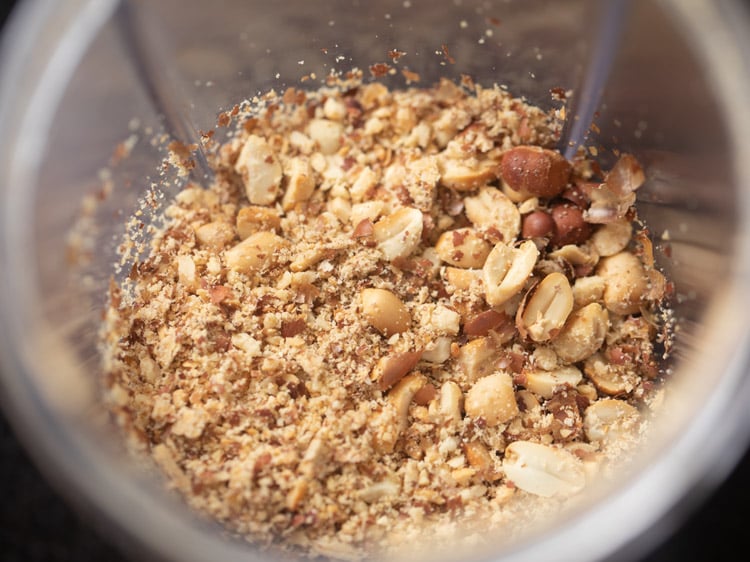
463 309 511 337
352 218 375 239
414 382 437 406
551 204 591 246
561 184 590 208
500 146 572 198
522 210 556 239
376 350 423 390
605 153 645 197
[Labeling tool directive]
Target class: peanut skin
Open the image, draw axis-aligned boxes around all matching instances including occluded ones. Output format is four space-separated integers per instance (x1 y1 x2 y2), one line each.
500 146 571 198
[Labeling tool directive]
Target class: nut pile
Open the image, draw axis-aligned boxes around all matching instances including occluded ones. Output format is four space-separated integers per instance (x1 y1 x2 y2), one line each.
102 78 670 559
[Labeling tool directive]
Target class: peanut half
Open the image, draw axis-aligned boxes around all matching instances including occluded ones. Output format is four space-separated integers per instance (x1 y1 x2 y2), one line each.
483 240 539 307
373 207 424 261
596 251 648 315
435 228 492 269
225 231 288 274
517 272 574 342
464 187 521 244
361 288 411 336
552 303 609 363
502 441 585 497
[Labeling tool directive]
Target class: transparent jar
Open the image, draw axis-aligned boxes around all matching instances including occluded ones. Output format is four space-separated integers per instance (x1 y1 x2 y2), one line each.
1 1 749 560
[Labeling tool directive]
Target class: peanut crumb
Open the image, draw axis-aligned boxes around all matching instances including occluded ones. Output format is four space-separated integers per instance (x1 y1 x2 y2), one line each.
101 77 673 559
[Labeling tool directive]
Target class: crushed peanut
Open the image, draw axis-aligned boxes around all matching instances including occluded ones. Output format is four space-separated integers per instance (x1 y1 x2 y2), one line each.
101 78 672 559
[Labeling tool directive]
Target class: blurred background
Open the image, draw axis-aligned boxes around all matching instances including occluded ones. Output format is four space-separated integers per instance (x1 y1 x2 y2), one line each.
0 1 748 560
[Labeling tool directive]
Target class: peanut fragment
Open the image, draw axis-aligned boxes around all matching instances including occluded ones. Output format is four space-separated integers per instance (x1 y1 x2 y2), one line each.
195 221 235 250
457 337 501 382
596 251 648 315
438 156 499 191
583 154 645 224
500 146 571 199
225 231 288 274
552 303 609 363
350 201 385 226
502 441 585 497
591 220 632 257
289 246 330 273
375 373 426 454
388 373 427 439
236 206 281 239
584 399 641 447
361 288 411 336
572 275 606 308
308 118 343 155
463 309 512 337
373 207 424 261
434 380 464 427
517 272 574 342
286 478 308 510
523 366 583 399
413 383 437 406
583 353 639 396
464 441 501 480
548 243 599 270
435 228 492 269
234 135 282 205
359 477 401 503
323 97 347 121
421 336 452 363
282 157 315 211
444 267 482 292
427 304 461 335
404 155 440 211
516 389 541 412
464 187 521 243
176 255 198 289
349 166 378 202
465 373 519 427
375 350 423 391
483 240 539 307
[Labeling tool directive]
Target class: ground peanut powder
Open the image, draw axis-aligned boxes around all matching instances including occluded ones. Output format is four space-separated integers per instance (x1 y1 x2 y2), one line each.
101 77 671 559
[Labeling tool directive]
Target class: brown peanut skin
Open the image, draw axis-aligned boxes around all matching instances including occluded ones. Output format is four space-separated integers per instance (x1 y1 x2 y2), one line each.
500 146 572 198
522 210 556 239
551 204 591 246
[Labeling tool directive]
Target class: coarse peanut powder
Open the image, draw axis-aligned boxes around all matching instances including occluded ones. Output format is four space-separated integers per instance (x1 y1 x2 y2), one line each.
101 77 672 559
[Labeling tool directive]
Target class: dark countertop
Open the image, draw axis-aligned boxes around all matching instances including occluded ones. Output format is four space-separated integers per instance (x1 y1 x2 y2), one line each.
2 2 750 561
